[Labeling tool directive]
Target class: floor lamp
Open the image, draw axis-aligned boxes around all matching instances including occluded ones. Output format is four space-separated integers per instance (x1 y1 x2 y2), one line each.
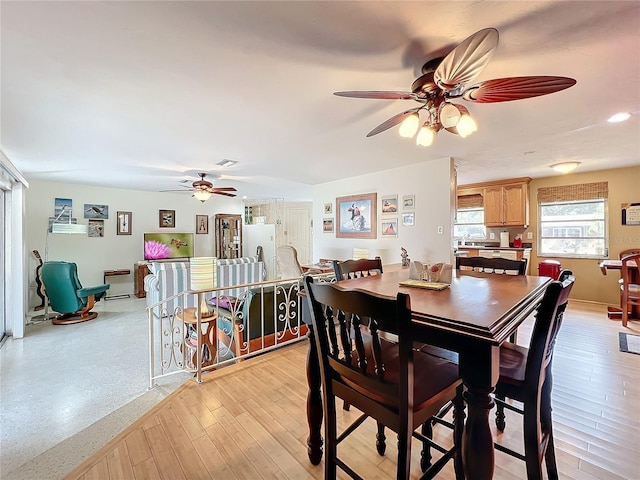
41 205 87 321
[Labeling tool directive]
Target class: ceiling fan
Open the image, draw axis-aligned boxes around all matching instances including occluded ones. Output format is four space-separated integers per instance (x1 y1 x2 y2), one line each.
335 28 576 146
161 173 237 202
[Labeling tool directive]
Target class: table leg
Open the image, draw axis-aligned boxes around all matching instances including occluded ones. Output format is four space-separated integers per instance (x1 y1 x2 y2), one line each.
306 327 324 465
459 346 500 480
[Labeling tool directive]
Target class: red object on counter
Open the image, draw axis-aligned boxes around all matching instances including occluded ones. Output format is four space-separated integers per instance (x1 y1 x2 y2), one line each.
538 260 561 279
513 236 522 248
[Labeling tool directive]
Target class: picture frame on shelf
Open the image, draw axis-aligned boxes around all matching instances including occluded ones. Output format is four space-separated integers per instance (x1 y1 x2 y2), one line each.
402 212 415 226
159 209 175 228
117 211 132 235
402 194 415 210
336 192 377 239
322 218 334 233
381 218 398 237
381 194 398 214
196 214 209 234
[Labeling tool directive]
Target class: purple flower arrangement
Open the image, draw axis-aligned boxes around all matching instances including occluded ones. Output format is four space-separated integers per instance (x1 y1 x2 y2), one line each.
144 240 171 259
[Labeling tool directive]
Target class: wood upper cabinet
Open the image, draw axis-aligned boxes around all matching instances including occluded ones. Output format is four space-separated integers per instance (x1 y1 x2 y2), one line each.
458 177 531 227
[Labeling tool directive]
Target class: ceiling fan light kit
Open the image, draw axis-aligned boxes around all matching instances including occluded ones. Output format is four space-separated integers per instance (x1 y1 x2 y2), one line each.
335 27 576 147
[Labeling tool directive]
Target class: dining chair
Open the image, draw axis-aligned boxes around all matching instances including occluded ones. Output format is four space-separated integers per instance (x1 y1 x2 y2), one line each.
304 275 465 480
333 257 383 280
456 256 527 275
493 270 575 480
620 253 640 327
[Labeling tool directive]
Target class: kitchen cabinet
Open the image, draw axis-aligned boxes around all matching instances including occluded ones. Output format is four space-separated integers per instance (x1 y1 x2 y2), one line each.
458 177 530 227
215 214 243 259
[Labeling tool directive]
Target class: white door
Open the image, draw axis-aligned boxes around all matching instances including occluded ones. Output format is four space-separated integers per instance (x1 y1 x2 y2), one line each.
284 205 312 265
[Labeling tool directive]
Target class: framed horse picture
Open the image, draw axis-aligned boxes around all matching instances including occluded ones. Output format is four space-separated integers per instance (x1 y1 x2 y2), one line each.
336 193 377 239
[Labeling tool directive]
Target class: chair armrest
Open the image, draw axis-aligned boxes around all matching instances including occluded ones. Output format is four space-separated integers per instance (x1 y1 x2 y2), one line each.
77 284 110 298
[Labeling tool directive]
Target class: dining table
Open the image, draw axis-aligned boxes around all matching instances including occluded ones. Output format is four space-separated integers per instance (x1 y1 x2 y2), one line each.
304 267 552 480
599 258 639 319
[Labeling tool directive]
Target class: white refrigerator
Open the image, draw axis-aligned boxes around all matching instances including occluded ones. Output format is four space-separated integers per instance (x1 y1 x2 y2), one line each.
243 224 277 279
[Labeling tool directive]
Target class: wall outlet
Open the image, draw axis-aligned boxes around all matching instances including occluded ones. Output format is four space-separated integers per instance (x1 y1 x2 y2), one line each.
437 226 444 234
489 232 496 240
527 232 534 240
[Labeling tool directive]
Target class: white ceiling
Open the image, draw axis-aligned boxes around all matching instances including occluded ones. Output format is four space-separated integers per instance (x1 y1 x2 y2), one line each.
2 1 639 200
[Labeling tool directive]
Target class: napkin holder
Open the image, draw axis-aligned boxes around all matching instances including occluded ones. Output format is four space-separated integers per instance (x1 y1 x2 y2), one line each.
410 261 452 283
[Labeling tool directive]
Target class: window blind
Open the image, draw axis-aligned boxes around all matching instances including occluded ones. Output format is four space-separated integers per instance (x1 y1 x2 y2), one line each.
537 182 608 203
457 194 483 209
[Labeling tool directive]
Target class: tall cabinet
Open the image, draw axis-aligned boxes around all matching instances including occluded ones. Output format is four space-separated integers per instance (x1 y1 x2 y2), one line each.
215 214 243 259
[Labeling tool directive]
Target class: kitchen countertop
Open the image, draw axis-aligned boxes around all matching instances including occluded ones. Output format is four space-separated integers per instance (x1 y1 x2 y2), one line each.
456 245 532 251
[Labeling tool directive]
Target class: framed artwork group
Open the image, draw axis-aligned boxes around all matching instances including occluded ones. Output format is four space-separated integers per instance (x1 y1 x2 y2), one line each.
324 191 415 239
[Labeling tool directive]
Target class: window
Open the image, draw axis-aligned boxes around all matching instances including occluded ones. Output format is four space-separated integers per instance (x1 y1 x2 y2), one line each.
454 207 486 239
538 182 608 258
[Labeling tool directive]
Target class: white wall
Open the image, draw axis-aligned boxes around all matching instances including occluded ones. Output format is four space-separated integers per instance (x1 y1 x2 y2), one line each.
312 158 455 266
25 180 243 306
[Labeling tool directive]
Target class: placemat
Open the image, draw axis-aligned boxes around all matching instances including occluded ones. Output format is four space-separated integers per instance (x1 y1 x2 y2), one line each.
619 332 640 355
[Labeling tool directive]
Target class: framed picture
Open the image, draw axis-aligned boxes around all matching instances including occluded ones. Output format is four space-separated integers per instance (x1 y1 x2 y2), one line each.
159 209 175 228
88 219 104 237
322 218 334 233
402 212 415 226
402 194 415 210
336 193 377 239
324 202 333 214
382 218 398 237
54 198 72 221
196 214 209 234
622 202 640 225
84 204 109 219
117 211 132 235
381 194 398 215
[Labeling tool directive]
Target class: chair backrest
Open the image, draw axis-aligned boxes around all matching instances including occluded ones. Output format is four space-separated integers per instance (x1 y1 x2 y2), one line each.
276 245 303 278
333 257 383 280
41 261 84 313
619 248 640 259
523 270 575 397
456 256 527 275
621 252 640 289
304 275 414 409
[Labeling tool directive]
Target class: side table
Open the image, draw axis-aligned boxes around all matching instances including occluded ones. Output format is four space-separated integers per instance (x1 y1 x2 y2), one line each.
103 269 131 300
178 308 217 376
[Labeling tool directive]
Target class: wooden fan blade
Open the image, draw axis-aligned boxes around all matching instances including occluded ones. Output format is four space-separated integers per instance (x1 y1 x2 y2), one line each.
334 91 413 100
462 76 577 103
366 109 420 137
213 191 237 197
434 28 499 91
209 187 237 192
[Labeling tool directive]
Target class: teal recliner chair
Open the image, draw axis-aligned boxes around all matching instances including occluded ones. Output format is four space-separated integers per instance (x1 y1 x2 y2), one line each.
41 261 109 325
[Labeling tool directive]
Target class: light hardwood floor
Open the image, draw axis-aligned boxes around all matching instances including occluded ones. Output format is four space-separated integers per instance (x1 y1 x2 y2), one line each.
65 301 640 479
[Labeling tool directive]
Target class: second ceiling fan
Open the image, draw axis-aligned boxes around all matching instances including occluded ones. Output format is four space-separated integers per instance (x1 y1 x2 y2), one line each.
335 28 576 146
162 173 237 202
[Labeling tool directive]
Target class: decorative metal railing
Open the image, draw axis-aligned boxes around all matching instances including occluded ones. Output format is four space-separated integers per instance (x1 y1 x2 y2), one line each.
148 272 334 387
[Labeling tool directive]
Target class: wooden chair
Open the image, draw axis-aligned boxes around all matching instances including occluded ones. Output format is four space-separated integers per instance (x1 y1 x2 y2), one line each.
304 275 465 479
333 257 383 280
456 256 527 275
493 270 575 480
620 253 640 327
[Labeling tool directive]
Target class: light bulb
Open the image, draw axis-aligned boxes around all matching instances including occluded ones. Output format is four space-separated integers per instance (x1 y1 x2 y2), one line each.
439 103 461 128
457 114 477 138
399 113 420 138
416 124 435 146
193 190 212 202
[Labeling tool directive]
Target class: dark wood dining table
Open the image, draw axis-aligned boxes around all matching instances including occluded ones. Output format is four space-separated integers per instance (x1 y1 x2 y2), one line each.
304 267 551 480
